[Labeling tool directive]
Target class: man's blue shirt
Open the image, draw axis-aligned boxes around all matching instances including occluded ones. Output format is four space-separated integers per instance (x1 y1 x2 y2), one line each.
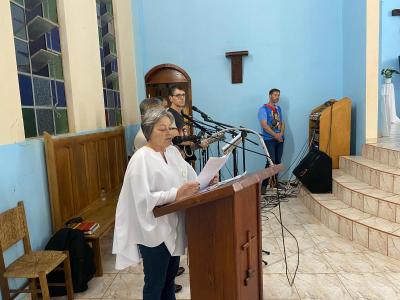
258 105 284 140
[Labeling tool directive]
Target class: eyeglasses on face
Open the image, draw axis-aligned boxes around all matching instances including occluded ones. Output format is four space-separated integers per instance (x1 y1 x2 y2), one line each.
172 93 185 98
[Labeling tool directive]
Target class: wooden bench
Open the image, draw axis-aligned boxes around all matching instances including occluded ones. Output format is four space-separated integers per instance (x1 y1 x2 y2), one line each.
44 127 127 276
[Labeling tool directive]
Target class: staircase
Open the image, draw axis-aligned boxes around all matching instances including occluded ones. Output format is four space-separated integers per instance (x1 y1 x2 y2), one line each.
299 141 400 259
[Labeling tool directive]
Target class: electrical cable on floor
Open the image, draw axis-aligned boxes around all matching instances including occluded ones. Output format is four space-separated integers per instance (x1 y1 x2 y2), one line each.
273 192 299 286
260 135 314 286
205 132 307 286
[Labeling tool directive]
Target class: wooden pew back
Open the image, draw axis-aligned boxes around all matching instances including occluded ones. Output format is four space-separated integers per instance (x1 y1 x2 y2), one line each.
44 127 127 231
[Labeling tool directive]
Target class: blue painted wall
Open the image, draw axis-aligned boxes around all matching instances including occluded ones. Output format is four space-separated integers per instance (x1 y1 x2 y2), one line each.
342 0 366 154
131 0 345 178
380 0 400 117
0 140 52 292
0 125 140 298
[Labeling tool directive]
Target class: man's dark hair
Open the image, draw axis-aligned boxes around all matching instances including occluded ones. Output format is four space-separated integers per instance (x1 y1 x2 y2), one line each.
139 97 163 116
269 88 281 96
168 85 185 97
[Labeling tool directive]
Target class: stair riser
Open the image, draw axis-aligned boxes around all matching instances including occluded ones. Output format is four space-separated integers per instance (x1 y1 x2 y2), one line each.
362 144 400 169
333 181 400 223
299 187 400 260
339 157 400 194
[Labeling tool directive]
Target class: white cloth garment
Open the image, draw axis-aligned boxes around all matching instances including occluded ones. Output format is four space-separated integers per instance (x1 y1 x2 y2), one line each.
132 128 147 153
381 83 391 136
112 145 197 270
381 81 400 136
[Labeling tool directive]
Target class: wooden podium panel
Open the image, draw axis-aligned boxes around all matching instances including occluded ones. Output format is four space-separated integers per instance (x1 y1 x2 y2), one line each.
309 97 351 168
154 164 283 300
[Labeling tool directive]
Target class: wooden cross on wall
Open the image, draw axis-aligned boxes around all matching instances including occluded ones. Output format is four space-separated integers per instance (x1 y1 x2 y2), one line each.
226 51 249 84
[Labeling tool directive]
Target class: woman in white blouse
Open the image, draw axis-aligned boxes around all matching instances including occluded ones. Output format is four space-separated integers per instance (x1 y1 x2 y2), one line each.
113 108 200 300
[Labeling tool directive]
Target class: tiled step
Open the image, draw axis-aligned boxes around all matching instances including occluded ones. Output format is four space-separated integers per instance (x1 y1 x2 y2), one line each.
339 156 400 194
362 143 400 169
332 170 400 223
299 186 400 260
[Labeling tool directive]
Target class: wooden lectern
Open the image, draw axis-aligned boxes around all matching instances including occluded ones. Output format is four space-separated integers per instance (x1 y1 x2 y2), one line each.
308 97 351 168
154 165 283 300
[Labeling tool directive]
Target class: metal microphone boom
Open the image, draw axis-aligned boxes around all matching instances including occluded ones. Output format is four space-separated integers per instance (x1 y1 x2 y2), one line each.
210 127 274 166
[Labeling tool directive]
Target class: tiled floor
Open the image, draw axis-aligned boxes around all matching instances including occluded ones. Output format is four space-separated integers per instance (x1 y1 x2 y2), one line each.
51 125 400 300
369 123 400 144
62 196 400 300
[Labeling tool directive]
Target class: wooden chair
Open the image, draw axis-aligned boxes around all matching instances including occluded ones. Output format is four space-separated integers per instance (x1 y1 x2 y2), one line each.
0 202 74 300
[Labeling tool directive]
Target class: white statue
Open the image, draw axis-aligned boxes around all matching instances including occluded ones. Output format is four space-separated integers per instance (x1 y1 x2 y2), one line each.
381 68 400 136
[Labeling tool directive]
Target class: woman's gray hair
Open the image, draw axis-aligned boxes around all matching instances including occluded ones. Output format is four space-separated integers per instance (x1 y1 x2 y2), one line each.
141 108 175 141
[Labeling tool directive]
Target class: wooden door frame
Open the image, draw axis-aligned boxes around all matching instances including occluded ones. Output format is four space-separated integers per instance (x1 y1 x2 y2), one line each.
145 63 193 116
145 64 191 84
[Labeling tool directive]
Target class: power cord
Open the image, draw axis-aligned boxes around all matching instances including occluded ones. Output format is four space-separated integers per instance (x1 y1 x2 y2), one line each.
273 191 299 286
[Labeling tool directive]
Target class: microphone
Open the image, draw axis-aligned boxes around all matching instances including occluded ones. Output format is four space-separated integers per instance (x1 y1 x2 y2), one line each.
192 106 209 119
172 135 201 145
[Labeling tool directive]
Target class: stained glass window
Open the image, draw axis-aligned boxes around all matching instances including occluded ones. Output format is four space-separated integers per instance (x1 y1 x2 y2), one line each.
97 0 122 127
10 0 68 138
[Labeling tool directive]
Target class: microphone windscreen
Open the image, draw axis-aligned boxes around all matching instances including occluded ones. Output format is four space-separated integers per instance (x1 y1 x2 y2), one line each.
172 136 182 145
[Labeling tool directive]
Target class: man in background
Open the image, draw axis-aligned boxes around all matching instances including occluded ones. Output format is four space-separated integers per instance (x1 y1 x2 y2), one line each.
258 88 285 193
167 85 208 161
167 85 187 135
131 97 185 293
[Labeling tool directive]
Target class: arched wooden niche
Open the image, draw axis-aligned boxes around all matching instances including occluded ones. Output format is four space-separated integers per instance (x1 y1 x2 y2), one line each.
145 64 192 116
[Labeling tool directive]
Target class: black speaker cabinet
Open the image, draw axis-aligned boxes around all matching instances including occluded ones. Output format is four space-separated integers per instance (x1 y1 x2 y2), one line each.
293 149 332 193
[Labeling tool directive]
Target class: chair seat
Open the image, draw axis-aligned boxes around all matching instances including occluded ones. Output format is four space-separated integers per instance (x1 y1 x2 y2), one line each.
4 251 66 278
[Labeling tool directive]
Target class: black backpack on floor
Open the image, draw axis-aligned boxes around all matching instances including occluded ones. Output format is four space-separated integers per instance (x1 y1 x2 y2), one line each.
45 228 96 296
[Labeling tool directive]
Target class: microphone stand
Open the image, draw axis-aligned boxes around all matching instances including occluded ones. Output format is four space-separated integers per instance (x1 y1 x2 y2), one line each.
202 116 259 146
182 113 216 135
203 116 240 176
201 116 259 175
232 148 239 176
182 113 213 170
183 113 224 172
241 130 247 173
206 126 274 179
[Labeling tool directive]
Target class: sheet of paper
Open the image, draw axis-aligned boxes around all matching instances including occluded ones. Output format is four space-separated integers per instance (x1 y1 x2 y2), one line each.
202 171 247 192
197 154 230 189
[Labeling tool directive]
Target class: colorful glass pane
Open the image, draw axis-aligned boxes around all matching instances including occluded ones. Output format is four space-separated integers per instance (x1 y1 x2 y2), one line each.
116 109 121 125
18 74 34 106
15 39 30 73
33 77 52 106
22 108 37 137
108 109 116 127
10 2 27 40
55 81 66 107
42 0 58 23
25 4 43 23
49 27 61 52
106 90 115 108
36 108 54 135
103 89 107 107
49 55 63 80
12 0 25 6
55 109 69 134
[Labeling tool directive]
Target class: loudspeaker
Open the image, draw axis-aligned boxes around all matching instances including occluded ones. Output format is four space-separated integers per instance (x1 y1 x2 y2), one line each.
293 149 332 193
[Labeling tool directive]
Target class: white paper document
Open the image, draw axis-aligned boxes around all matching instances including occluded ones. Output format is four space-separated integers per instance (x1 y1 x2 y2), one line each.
203 171 247 192
197 154 230 189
